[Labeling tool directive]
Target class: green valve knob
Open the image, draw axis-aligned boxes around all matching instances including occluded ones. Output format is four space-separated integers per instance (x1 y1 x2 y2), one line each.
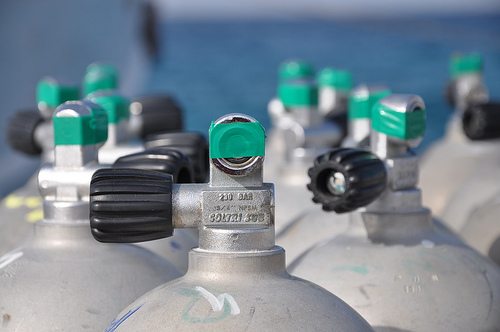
36 78 79 110
348 86 391 120
279 60 315 82
83 63 119 96
53 101 108 146
278 82 318 108
209 119 265 159
87 91 130 124
317 68 353 91
450 53 483 78
372 94 426 141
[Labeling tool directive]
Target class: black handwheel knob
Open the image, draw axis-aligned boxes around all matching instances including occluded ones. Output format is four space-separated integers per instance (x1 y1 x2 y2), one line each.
144 132 208 182
307 148 387 213
131 94 184 138
90 168 174 243
7 109 44 156
462 101 500 140
113 147 193 183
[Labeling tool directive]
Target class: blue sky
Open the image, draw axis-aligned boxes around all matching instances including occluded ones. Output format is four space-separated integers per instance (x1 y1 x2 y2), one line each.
155 0 500 19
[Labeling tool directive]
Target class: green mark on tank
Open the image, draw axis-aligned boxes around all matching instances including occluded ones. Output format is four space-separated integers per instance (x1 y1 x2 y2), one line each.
331 265 369 275
179 288 233 324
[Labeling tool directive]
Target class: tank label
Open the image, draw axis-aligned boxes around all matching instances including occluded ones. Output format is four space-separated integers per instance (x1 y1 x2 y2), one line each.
202 189 273 226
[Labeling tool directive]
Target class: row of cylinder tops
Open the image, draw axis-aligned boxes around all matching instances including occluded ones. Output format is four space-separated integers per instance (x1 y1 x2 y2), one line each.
0 56 499 331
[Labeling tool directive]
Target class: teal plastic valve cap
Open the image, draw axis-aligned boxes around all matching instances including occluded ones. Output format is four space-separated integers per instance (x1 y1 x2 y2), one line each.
87 91 130 124
53 101 108 146
278 81 318 108
36 78 80 110
82 63 119 96
279 60 315 82
371 95 426 140
449 53 483 78
348 87 392 120
209 120 265 159
317 68 353 91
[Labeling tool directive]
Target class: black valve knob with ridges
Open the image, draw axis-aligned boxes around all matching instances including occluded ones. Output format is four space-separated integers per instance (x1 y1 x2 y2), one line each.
462 101 500 140
307 148 387 213
90 168 174 243
6 109 44 156
132 95 184 138
144 132 209 182
113 147 193 183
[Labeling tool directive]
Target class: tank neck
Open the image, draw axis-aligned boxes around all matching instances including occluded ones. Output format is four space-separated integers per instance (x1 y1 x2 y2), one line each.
187 246 287 278
32 219 93 247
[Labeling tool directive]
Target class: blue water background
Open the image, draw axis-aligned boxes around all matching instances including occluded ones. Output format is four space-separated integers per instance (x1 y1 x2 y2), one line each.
147 16 500 152
1 15 499 195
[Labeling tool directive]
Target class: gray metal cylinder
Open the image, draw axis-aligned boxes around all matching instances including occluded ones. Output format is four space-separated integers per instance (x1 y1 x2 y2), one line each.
105 247 373 331
290 210 500 331
0 220 180 331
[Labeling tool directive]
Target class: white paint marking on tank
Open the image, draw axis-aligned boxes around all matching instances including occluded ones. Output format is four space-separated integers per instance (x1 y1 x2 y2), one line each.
195 286 241 315
421 239 435 248
0 251 23 270
431 274 439 281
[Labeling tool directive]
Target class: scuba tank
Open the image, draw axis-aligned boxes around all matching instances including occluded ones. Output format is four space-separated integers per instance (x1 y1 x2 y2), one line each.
265 59 316 179
276 84 391 264
317 67 353 135
266 81 343 259
83 63 184 141
419 53 498 217
90 113 373 332
439 101 500 265
1 65 185 256
342 85 391 148
290 94 500 331
0 101 180 331
0 78 79 255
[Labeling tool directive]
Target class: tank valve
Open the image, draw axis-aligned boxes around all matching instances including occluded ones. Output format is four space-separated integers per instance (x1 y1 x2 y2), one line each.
307 148 387 213
462 101 500 140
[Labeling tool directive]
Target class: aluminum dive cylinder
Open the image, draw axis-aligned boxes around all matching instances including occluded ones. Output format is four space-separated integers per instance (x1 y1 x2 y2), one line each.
265 59 316 178
90 113 374 332
342 85 391 148
83 62 184 139
0 78 80 255
266 81 343 247
317 67 353 135
419 53 498 218
439 101 500 264
290 94 500 331
0 101 180 331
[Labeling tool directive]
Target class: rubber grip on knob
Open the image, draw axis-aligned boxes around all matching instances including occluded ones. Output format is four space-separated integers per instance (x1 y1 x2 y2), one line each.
7 109 44 156
144 132 209 182
462 102 500 140
307 148 387 213
133 95 184 138
113 147 194 183
90 168 174 243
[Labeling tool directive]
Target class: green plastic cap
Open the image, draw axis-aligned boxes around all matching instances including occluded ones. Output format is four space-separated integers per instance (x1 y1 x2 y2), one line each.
209 121 265 159
348 87 391 120
87 91 130 124
317 68 353 91
82 63 119 96
372 96 426 140
36 78 79 109
278 82 318 108
450 53 483 78
279 60 315 81
53 101 108 146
